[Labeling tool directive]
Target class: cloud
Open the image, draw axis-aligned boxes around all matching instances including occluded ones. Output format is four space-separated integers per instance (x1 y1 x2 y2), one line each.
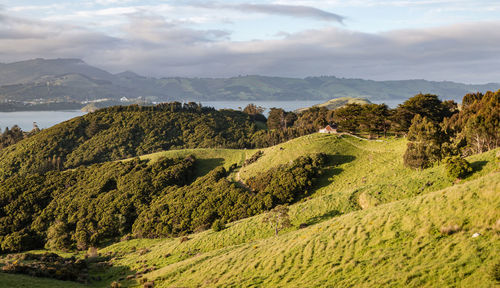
0 11 499 83
194 3 345 23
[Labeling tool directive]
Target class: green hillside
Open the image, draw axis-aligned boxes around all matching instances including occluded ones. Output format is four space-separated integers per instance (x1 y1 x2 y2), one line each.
103 136 500 287
135 171 499 287
295 97 372 113
1 133 497 287
0 104 262 180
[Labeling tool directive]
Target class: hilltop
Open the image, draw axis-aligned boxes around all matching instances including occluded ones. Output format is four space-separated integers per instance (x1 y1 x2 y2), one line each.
1 59 499 110
295 97 372 112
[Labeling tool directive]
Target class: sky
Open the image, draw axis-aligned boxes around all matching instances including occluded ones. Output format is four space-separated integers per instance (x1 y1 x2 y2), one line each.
0 0 499 83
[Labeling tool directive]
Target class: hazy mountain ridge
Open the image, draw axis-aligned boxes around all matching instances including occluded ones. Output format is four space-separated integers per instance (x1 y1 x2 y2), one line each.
1 58 499 104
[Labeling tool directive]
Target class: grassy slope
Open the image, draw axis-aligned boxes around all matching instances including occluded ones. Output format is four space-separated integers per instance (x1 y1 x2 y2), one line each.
146 171 499 287
1 134 498 287
98 134 498 287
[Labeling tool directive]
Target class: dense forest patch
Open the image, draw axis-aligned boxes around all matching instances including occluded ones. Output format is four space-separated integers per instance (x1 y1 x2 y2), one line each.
0 153 326 252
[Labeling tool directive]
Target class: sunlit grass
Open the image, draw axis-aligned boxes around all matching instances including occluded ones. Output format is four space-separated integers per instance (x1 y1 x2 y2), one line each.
4 133 498 287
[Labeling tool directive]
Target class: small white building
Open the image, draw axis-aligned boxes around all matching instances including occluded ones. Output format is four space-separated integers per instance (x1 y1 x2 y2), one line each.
120 97 129 102
319 125 337 134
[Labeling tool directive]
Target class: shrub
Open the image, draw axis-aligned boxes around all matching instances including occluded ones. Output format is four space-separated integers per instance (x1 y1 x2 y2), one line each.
212 219 226 232
111 281 122 288
243 151 264 166
445 156 472 179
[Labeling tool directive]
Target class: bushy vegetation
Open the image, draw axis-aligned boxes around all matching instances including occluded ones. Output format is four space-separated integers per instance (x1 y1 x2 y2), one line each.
0 151 326 252
1 253 89 283
246 153 327 205
0 124 39 150
0 103 259 179
0 156 196 252
444 156 472 179
403 90 499 169
133 154 326 238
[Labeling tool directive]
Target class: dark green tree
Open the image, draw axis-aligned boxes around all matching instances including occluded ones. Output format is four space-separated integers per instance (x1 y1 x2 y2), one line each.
393 93 456 132
403 115 444 169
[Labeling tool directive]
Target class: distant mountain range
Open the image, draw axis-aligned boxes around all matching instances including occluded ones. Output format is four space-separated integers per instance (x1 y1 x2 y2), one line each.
0 58 499 105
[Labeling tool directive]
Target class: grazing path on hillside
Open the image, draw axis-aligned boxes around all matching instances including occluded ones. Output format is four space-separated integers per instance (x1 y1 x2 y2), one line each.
234 168 252 191
339 135 390 153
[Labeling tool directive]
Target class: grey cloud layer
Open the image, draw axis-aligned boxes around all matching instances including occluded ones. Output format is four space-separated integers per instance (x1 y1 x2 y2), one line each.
0 11 499 83
194 3 344 23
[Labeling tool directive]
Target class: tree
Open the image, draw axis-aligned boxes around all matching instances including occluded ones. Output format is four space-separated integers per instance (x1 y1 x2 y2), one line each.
243 103 265 115
403 115 444 169
443 90 499 156
332 104 363 133
45 220 71 251
243 104 267 122
444 156 472 180
393 94 456 132
267 108 286 130
263 205 292 236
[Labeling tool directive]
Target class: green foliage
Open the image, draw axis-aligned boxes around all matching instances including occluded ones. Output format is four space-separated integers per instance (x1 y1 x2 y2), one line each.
0 103 260 179
0 156 196 252
267 108 296 130
243 104 267 122
0 125 27 150
211 219 226 232
1 253 89 283
393 93 457 132
243 150 264 166
332 103 391 136
444 90 499 156
404 115 444 169
45 220 72 251
444 156 472 179
247 153 327 206
262 205 292 236
132 154 326 238
0 150 326 251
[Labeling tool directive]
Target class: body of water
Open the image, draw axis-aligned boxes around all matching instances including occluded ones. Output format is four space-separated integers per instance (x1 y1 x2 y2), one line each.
0 99 403 131
0 110 86 131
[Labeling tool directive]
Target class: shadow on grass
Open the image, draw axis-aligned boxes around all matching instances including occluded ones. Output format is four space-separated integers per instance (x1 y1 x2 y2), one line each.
314 154 356 190
89 261 138 287
195 158 224 178
305 209 341 226
0 252 138 287
470 160 488 174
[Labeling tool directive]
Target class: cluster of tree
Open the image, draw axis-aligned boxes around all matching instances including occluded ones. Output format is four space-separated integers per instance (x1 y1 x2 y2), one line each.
0 156 196 252
404 90 499 169
0 154 326 252
133 153 326 238
0 124 39 150
246 153 327 205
